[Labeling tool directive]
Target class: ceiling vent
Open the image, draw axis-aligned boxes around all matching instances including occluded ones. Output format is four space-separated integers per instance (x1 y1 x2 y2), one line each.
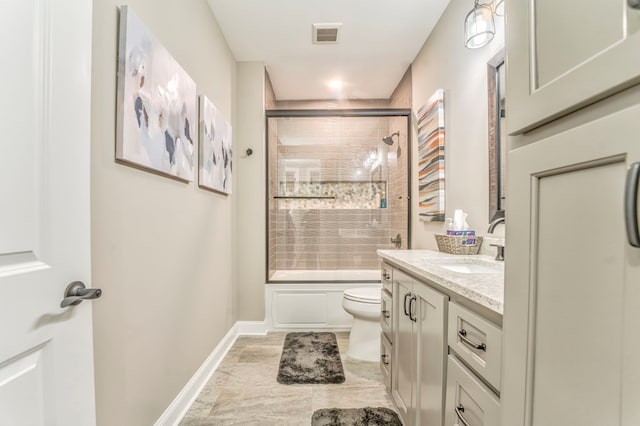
312 23 341 44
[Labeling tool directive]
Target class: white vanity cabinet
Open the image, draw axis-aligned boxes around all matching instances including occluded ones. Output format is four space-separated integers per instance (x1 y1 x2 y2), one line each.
378 252 504 426
503 99 640 426
392 268 447 426
507 0 640 133
504 2 640 423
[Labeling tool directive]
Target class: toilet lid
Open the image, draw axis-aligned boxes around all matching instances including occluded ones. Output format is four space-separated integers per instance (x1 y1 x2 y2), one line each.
344 287 381 304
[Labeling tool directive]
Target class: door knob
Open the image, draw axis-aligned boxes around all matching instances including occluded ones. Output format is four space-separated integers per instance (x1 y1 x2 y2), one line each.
60 281 102 308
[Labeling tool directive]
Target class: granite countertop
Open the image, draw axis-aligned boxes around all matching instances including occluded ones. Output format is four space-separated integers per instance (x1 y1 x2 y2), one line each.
377 249 504 315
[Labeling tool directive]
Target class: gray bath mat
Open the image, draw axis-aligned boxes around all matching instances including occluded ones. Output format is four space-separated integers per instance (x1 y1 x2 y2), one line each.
277 332 345 384
311 407 402 426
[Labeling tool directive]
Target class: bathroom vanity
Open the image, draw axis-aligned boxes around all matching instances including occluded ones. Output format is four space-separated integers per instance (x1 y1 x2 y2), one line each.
378 250 504 426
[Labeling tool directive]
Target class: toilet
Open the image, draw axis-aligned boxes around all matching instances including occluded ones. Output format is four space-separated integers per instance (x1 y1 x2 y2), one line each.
342 287 382 362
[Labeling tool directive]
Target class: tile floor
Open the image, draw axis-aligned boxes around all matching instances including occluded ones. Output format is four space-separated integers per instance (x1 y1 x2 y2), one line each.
179 332 395 425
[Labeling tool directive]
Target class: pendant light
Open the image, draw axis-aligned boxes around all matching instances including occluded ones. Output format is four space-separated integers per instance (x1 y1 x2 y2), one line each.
464 0 496 49
494 0 505 16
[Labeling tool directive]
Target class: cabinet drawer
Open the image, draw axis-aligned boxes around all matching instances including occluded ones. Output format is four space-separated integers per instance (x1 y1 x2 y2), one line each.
380 333 392 391
445 355 500 426
381 289 393 342
448 302 502 391
381 262 393 293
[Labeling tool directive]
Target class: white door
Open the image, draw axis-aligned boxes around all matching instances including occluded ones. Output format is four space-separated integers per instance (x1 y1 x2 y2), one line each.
0 1 96 425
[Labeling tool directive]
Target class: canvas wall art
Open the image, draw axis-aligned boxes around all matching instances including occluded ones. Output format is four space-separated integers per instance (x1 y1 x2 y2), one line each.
199 96 233 194
116 6 197 182
417 89 445 222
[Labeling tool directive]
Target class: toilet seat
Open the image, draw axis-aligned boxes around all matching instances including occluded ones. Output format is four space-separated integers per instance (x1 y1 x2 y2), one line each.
344 287 381 304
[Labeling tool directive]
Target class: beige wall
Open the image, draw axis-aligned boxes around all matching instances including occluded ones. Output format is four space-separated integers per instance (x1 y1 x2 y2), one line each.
411 0 505 249
90 1 237 424
235 62 267 321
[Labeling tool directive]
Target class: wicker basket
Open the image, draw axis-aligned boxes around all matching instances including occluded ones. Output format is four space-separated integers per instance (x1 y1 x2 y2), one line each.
434 234 483 255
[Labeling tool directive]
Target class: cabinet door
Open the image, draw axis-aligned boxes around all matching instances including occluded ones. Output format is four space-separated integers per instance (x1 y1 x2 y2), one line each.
445 355 500 426
414 282 447 426
502 103 640 425
507 0 640 133
392 272 415 425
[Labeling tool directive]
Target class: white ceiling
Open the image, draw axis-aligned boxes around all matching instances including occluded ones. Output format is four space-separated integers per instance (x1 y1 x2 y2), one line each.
207 0 451 101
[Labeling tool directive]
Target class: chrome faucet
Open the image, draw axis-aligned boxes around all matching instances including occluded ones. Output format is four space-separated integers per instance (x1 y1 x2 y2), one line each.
487 216 505 261
487 216 505 233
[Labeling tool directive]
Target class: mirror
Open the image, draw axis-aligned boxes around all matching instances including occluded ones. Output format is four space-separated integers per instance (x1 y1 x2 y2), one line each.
488 49 506 222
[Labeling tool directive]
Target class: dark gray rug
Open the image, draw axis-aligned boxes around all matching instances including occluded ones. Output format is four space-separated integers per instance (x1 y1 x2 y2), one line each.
277 332 345 384
311 407 402 426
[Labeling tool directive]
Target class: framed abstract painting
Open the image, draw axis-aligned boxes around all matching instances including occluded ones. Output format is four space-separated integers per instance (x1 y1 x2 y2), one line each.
116 6 197 182
417 89 445 222
199 95 233 194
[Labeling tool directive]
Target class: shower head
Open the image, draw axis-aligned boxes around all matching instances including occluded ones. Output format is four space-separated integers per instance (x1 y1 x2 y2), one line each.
382 131 400 145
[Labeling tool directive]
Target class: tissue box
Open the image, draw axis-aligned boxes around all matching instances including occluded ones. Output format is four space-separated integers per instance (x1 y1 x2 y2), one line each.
446 230 476 236
446 230 476 245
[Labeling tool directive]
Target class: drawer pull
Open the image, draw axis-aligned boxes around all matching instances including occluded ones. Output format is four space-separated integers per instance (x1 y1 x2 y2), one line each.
409 295 417 322
382 309 390 319
458 329 487 351
382 271 390 280
381 354 390 365
403 293 411 316
625 162 640 247
455 404 471 426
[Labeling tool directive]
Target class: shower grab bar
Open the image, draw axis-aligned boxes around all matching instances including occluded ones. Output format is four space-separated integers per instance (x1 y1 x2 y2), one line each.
273 196 336 199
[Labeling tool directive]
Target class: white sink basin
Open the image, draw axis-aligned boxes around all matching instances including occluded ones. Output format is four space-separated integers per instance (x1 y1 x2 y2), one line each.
428 259 502 274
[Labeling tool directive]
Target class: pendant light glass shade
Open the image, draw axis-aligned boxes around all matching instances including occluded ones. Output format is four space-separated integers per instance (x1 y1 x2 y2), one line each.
494 0 505 16
464 1 496 49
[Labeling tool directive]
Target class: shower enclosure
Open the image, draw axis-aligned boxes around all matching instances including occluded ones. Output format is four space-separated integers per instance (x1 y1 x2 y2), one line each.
266 110 410 282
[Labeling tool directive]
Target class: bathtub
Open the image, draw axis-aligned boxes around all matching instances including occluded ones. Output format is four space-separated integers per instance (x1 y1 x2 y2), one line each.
265 270 382 331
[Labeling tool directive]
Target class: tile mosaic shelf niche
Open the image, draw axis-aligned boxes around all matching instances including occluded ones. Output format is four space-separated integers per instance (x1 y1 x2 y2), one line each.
276 181 387 210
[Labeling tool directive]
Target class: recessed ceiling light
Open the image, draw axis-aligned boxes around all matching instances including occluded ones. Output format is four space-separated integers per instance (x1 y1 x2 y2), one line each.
328 80 343 90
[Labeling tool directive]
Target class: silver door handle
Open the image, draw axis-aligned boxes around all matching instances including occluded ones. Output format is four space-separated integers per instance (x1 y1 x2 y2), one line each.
455 404 471 426
458 329 487 351
625 162 640 247
61 281 102 308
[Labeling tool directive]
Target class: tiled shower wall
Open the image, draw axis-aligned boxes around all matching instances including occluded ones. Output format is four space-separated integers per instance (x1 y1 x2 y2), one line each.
267 115 409 275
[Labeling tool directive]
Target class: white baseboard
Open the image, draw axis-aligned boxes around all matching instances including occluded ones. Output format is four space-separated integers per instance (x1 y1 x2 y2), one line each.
235 320 268 335
155 322 244 426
